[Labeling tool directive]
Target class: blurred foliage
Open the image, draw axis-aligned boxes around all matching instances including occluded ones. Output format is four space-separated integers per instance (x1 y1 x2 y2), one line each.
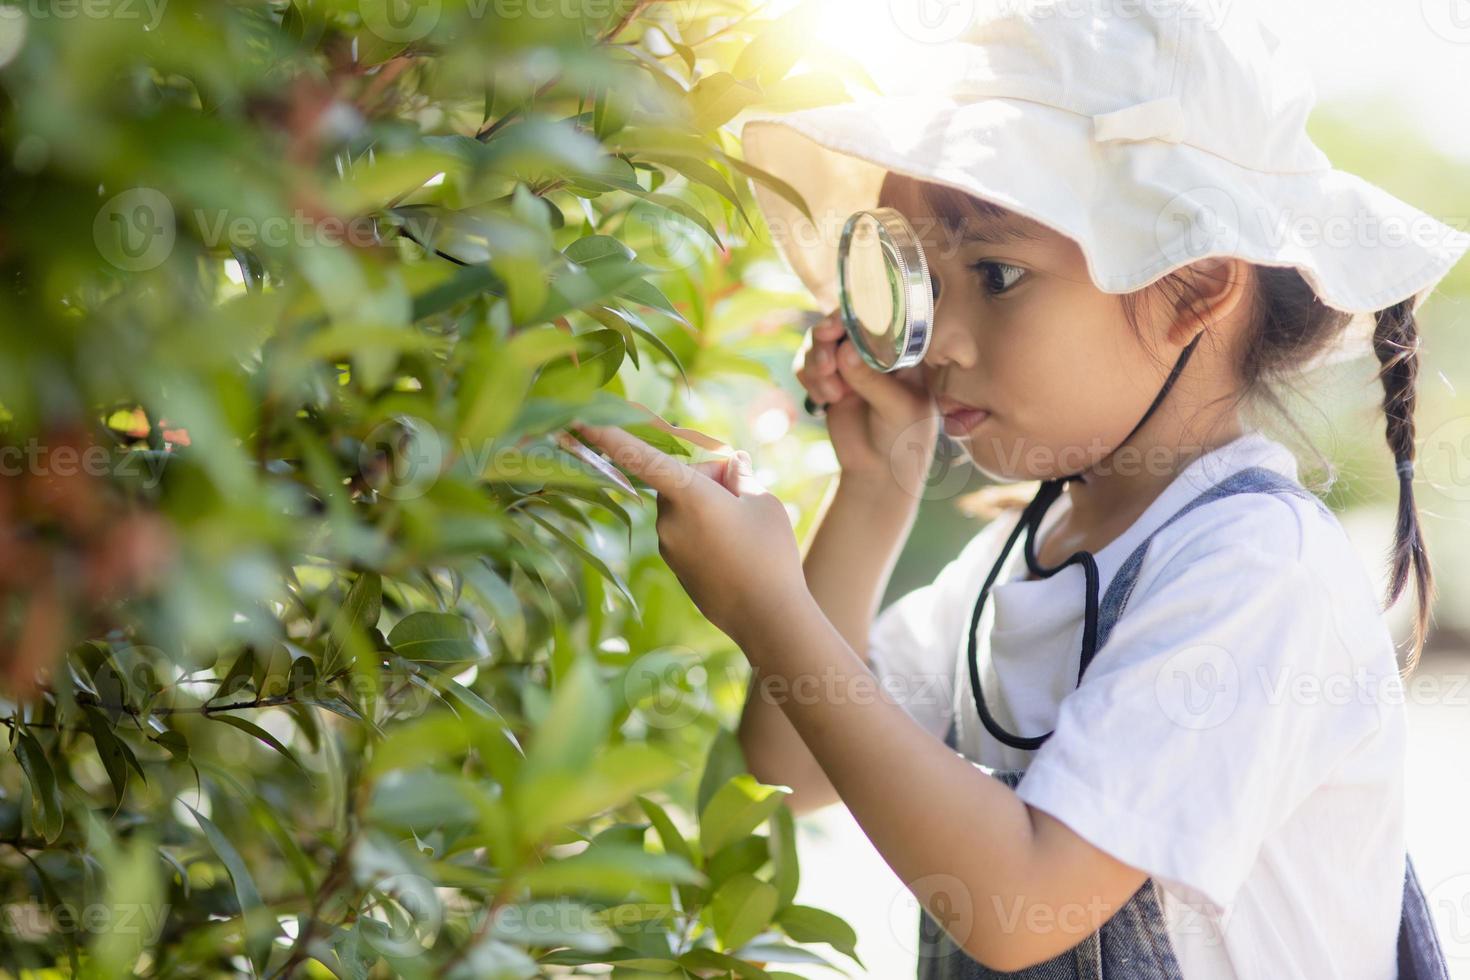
0 0 873 975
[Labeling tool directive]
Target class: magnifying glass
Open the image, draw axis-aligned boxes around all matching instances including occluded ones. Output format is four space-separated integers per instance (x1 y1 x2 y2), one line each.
803 207 935 418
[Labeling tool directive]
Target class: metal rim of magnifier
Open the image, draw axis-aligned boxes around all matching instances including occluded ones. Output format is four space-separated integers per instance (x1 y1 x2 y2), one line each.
836 207 935 374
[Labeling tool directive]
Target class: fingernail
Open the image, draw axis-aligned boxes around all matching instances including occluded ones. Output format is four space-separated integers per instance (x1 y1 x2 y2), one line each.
816 348 831 367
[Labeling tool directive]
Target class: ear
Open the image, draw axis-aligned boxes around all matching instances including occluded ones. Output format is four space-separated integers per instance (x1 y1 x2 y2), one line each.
1167 257 1252 346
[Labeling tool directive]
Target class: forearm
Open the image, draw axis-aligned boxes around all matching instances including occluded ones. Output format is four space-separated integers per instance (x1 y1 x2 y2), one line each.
736 594 1109 971
736 667 839 815
738 473 916 810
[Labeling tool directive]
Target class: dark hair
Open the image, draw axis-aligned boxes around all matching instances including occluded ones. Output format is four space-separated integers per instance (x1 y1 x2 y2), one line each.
917 180 1435 677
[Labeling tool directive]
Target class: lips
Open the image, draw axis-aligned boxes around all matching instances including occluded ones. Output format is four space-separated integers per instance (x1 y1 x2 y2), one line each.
941 408 989 437
936 395 990 437
936 395 984 415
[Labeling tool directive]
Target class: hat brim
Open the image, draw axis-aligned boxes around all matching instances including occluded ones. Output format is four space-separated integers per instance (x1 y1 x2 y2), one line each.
739 94 1470 375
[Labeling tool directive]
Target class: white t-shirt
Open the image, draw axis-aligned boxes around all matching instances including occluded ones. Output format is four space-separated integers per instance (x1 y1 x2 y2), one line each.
867 429 1406 980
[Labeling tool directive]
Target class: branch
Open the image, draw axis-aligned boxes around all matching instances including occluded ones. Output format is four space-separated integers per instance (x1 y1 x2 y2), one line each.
597 0 660 44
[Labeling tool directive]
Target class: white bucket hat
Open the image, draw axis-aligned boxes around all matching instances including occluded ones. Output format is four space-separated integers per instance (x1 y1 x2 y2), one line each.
738 0 1470 375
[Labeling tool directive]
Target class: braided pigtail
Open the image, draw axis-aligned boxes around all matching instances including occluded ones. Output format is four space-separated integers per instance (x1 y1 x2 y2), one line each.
1371 298 1435 677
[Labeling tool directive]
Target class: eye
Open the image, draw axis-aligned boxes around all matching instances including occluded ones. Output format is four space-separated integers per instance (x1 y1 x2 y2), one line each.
969 260 1027 296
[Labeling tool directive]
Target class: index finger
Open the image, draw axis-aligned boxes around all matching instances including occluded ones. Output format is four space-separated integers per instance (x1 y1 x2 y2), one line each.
814 311 845 341
570 423 710 498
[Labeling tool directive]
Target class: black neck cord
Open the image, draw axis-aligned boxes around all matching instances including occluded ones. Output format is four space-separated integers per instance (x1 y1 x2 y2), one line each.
964 332 1204 751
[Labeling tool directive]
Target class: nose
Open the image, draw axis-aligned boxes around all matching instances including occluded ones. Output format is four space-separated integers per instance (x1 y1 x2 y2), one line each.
921 289 980 371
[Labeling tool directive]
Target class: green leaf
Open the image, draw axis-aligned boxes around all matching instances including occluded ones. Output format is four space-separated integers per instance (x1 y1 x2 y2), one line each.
473 117 608 181
419 667 520 747
527 244 659 325
488 897 616 951
711 872 779 951
461 561 528 659
184 804 275 976
628 190 723 252
325 571 382 673
327 148 460 214
699 774 790 857
455 322 584 445
520 842 703 899
246 797 316 898
706 835 771 890
639 796 702 884
697 728 751 817
524 506 637 611
689 72 764 131
725 153 814 224
768 802 799 912
638 150 753 233
387 611 481 664
367 770 482 829
211 648 258 704
516 743 685 844
444 938 539 980
93 831 164 978
410 264 505 321
564 234 636 265
776 904 862 965
678 947 773 980
14 731 64 844
527 327 626 400
520 654 611 782
208 714 310 777
82 707 138 806
153 728 189 763
586 306 642 370
615 275 694 328
732 19 805 89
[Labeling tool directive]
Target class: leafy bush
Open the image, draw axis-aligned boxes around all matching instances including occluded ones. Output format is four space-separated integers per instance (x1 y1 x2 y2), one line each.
0 0 866 975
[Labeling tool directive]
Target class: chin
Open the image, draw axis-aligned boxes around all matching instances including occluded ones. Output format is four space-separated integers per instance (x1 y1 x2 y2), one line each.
957 430 1059 485
956 445 1026 484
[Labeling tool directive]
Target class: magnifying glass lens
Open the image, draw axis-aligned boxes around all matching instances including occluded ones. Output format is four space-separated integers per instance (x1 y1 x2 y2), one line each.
836 207 933 374
841 215 902 367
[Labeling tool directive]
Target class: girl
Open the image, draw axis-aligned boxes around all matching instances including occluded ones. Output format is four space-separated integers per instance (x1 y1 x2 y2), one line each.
572 2 1468 977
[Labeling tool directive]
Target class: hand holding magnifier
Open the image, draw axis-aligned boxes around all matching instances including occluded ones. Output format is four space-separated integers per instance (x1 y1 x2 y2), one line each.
803 207 935 418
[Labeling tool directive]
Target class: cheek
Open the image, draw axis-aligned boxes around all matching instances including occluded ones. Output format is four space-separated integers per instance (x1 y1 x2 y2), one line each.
988 298 1134 412
966 301 1151 477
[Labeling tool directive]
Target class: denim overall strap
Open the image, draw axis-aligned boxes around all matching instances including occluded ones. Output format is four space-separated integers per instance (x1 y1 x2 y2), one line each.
917 465 1444 978
1091 466 1450 978
1399 852 1451 979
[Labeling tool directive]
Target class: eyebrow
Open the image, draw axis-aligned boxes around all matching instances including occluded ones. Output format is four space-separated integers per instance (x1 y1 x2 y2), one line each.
955 217 1045 246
